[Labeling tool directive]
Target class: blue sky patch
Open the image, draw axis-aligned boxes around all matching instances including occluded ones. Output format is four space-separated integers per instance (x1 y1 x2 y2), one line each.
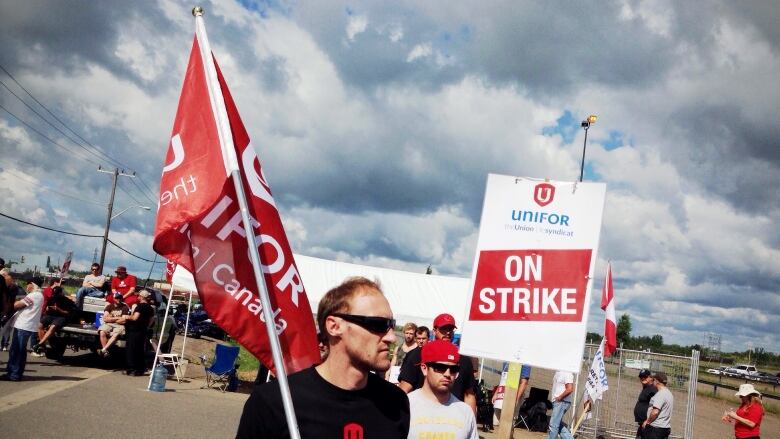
542 110 579 144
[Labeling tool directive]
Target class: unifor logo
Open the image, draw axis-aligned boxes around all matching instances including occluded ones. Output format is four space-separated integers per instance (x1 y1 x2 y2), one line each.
533 182 555 207
343 423 364 439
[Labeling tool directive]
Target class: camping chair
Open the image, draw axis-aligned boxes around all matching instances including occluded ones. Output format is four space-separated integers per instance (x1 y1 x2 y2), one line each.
201 344 240 392
515 387 551 431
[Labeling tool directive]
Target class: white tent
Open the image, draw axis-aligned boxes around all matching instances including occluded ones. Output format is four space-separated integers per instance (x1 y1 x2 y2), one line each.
169 254 472 327
149 255 475 389
295 254 471 328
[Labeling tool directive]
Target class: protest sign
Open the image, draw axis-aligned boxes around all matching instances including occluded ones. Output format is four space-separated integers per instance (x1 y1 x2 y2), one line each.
459 175 606 372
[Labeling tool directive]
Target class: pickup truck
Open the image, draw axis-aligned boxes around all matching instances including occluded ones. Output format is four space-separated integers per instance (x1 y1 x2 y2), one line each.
46 289 176 361
723 364 759 378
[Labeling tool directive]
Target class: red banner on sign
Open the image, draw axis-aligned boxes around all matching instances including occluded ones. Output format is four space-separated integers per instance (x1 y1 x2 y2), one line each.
468 249 592 322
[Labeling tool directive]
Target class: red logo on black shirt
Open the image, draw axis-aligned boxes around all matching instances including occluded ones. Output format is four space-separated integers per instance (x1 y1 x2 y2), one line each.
343 423 363 439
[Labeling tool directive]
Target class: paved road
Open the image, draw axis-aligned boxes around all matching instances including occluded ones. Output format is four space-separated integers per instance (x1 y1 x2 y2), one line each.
0 349 247 438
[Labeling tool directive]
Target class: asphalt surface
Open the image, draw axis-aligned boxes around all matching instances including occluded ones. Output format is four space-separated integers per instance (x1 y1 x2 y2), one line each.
0 348 247 438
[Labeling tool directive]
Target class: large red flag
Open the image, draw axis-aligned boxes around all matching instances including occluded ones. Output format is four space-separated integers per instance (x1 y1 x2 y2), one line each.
153 33 319 374
601 263 617 357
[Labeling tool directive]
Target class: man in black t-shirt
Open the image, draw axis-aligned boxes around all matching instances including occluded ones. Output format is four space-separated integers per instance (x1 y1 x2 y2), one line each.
398 313 477 413
634 368 657 438
123 290 154 376
237 277 409 438
33 286 75 354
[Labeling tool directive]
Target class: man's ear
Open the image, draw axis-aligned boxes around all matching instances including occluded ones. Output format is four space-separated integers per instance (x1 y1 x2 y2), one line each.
324 314 342 338
420 363 428 378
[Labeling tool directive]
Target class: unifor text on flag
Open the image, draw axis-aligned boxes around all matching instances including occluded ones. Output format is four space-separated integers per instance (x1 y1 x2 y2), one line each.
153 34 320 374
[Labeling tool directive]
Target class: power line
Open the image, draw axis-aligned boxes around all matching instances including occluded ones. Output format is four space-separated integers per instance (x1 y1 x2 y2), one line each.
0 211 158 262
2 168 106 206
0 64 160 204
0 211 102 238
0 76 111 167
127 175 157 205
0 102 104 167
132 174 159 203
107 238 158 263
117 178 144 206
0 63 132 170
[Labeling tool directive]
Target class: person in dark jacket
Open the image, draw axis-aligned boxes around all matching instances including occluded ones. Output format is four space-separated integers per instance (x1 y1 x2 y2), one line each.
123 290 155 376
634 369 656 438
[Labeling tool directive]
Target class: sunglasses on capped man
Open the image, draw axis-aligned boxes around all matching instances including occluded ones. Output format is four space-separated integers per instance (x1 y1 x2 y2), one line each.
331 313 395 334
426 363 460 374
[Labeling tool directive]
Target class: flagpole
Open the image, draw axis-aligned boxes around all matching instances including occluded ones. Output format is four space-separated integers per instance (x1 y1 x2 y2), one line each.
192 7 301 438
148 282 177 390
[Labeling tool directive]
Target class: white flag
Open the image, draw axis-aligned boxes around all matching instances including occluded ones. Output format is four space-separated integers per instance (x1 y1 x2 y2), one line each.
584 339 609 402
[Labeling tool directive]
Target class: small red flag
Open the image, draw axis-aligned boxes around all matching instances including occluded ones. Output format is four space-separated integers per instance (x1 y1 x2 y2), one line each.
601 263 617 357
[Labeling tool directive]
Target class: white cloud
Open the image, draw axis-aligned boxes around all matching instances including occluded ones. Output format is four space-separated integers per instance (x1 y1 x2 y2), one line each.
346 14 368 42
406 42 432 62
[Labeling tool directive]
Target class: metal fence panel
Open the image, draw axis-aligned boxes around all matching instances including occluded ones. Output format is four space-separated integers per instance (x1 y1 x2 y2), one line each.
576 345 698 439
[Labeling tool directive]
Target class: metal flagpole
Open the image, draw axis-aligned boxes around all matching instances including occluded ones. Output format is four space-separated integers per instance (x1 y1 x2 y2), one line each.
193 7 301 438
148 282 177 389
181 290 193 360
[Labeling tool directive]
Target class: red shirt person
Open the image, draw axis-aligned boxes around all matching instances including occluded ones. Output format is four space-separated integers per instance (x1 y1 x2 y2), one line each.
722 383 764 439
108 266 137 306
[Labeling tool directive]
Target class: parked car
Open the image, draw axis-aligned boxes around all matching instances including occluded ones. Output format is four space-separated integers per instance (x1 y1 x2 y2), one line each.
724 364 759 378
753 372 780 385
706 366 728 375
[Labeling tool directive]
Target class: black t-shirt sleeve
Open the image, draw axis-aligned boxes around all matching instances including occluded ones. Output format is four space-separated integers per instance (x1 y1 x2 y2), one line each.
397 347 422 388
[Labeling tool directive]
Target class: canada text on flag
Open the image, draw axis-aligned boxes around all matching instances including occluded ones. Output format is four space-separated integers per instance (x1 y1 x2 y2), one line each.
469 249 592 322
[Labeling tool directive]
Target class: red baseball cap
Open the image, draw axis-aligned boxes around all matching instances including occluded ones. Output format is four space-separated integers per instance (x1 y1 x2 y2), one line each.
421 340 460 364
433 313 457 328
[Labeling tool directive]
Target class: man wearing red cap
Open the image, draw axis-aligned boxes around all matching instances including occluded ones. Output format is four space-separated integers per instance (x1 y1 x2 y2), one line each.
408 340 478 439
398 313 477 412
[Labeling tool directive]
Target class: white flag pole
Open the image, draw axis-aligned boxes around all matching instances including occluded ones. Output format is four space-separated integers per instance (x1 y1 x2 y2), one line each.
193 7 302 439
147 282 177 390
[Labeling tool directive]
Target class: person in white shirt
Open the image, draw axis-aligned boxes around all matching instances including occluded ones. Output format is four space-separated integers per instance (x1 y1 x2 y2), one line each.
547 370 575 439
1 278 45 381
407 339 478 439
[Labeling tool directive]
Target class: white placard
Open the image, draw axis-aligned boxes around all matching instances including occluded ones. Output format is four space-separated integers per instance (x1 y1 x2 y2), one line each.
459 174 606 373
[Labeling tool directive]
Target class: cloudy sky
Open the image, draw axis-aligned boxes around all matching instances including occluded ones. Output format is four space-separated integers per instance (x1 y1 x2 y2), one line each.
1 0 778 353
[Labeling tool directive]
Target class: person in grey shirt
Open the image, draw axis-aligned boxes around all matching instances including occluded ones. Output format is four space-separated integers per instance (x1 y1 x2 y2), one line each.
641 372 673 439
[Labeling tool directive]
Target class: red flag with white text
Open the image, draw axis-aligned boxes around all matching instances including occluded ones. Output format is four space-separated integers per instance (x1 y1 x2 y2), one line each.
601 263 617 357
152 34 319 374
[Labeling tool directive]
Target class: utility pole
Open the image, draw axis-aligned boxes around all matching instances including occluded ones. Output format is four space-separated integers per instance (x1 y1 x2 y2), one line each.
92 248 98 264
98 166 136 273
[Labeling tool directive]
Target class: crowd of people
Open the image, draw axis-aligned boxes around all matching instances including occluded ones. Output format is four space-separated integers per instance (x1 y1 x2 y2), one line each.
236 275 766 439
0 260 161 381
1 261 766 438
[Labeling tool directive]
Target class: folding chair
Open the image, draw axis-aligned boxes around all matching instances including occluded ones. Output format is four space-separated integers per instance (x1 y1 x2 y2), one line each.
157 353 183 382
201 344 240 392
514 387 550 430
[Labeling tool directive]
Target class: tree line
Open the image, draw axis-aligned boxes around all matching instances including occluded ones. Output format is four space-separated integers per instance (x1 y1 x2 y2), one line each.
586 314 780 368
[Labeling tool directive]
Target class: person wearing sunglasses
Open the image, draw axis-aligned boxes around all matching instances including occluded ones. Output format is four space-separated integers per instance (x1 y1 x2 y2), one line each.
399 313 477 414
237 277 410 438
407 340 478 439
75 263 106 309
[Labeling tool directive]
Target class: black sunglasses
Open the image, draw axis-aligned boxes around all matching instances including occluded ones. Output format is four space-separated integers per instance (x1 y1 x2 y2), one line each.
331 313 395 334
426 362 460 374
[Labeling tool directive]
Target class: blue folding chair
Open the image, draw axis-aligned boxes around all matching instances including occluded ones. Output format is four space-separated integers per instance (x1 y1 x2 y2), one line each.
201 344 240 392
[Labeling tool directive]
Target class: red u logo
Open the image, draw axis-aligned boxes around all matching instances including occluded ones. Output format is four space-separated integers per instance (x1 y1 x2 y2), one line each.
533 182 555 207
343 423 364 439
